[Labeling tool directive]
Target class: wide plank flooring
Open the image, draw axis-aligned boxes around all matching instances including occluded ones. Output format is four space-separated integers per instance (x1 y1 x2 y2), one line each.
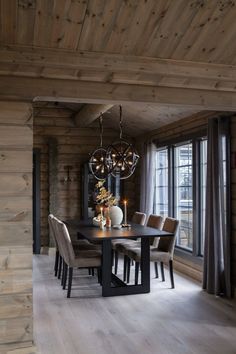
33 252 236 354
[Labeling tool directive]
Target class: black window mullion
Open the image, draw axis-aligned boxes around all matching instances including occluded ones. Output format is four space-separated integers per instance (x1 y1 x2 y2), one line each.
193 140 200 257
168 146 174 217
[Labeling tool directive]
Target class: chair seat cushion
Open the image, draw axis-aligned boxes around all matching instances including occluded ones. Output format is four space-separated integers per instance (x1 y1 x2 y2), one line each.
112 238 137 250
73 240 101 251
71 250 102 268
116 240 141 253
149 250 171 262
127 247 171 263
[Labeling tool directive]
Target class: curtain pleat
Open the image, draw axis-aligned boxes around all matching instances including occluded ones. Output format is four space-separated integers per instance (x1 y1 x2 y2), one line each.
140 142 155 217
203 117 231 297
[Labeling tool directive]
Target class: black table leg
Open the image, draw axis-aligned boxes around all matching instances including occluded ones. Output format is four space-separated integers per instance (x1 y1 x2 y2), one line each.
101 237 150 297
141 237 150 293
102 239 112 297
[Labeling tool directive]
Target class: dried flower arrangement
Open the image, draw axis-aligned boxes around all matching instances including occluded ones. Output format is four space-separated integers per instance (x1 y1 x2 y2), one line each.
94 180 117 207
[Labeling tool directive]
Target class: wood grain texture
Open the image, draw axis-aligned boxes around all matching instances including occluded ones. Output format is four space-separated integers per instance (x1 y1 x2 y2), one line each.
0 102 33 350
33 252 236 354
33 102 120 246
0 173 32 196
0 197 32 222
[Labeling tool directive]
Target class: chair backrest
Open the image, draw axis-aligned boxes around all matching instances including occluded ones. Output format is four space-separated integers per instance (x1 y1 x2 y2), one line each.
56 219 75 266
146 214 163 246
52 216 65 258
48 214 58 249
132 212 146 225
158 217 179 259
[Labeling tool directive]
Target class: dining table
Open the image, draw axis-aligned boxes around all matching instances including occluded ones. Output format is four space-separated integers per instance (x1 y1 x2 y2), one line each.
67 221 174 297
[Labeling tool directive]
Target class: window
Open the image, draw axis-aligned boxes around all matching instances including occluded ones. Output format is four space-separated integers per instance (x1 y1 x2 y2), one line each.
174 143 193 250
154 137 208 257
154 148 168 218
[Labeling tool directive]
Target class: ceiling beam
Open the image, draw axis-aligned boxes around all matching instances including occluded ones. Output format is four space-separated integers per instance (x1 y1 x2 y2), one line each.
75 104 113 127
1 45 236 82
1 75 236 111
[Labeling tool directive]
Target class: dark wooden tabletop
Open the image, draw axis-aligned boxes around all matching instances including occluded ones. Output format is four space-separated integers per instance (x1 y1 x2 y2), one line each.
66 220 173 241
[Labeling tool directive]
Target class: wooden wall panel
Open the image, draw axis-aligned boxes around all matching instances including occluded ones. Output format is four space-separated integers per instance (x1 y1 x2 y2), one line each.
0 173 32 196
0 102 34 352
0 126 32 147
33 107 120 247
0 151 32 172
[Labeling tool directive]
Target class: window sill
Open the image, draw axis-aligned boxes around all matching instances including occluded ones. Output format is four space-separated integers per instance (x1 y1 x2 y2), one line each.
174 248 203 269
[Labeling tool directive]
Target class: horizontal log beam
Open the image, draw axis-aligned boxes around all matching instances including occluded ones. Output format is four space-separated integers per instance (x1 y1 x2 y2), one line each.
75 104 113 127
1 75 236 111
1 45 236 82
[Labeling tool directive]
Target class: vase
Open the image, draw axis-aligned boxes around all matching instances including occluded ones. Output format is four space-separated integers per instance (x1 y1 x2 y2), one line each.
109 206 123 226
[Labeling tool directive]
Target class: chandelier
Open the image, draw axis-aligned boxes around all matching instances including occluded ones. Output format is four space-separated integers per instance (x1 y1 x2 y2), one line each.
106 106 139 179
89 106 139 180
88 114 111 180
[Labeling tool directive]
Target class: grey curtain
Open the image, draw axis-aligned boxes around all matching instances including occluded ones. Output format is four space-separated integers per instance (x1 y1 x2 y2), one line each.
140 142 156 217
203 117 231 297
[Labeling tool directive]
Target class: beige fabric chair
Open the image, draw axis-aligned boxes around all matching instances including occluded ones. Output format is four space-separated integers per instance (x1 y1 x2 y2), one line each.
112 211 146 274
131 212 146 225
127 217 179 288
48 214 60 276
49 214 101 278
56 219 101 298
118 214 163 282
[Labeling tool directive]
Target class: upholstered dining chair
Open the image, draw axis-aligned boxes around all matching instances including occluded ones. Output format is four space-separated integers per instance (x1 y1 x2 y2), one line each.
49 214 101 280
117 214 163 282
56 219 102 298
112 211 146 274
48 214 60 277
126 217 179 288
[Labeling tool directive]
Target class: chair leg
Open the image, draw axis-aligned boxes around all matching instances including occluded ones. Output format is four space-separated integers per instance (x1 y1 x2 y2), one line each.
54 250 59 276
114 251 118 274
67 267 73 298
123 255 128 282
88 268 91 275
63 263 68 290
169 260 175 288
154 262 159 278
135 262 139 285
61 260 65 286
127 257 131 284
160 262 165 282
58 255 62 279
91 268 95 276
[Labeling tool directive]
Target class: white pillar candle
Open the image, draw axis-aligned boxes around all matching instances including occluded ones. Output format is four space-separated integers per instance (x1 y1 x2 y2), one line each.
100 207 103 219
124 200 127 225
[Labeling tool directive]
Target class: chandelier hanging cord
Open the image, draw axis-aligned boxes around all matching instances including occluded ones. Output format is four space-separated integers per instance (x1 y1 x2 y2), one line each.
119 105 123 140
99 113 103 147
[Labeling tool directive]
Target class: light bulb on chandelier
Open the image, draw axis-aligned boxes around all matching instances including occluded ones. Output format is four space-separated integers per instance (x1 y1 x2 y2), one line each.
106 106 139 180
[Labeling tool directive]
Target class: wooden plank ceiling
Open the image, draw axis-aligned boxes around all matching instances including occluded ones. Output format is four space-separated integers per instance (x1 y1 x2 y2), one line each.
1 0 236 134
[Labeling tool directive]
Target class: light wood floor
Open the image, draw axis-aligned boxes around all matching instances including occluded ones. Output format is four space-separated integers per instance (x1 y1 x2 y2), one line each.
33 252 236 354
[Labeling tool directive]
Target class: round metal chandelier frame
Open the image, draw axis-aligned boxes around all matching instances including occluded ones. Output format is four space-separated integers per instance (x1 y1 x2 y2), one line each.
106 106 139 180
88 106 139 180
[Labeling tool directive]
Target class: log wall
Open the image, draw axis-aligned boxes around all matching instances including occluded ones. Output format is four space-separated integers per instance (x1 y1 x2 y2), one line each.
0 102 36 353
33 105 136 247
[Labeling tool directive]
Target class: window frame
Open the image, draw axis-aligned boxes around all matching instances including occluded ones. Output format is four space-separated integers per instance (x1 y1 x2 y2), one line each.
154 131 208 258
